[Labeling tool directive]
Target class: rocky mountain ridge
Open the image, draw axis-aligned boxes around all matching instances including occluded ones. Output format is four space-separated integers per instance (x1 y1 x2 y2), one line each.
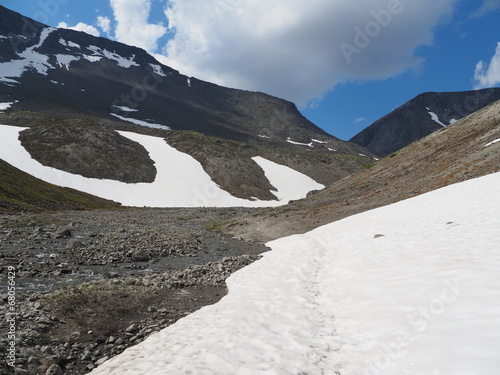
350 88 500 155
0 4 369 148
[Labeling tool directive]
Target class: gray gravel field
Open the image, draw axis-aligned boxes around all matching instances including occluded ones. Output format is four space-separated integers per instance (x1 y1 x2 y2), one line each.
0 207 269 375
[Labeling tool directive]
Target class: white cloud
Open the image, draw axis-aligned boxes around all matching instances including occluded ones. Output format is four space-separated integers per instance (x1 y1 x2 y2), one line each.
470 0 500 18
97 16 111 34
160 0 456 107
473 42 500 89
110 0 167 53
57 21 100 37
355 118 366 123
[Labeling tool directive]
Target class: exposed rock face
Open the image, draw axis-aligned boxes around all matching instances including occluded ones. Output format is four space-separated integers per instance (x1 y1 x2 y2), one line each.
350 88 500 155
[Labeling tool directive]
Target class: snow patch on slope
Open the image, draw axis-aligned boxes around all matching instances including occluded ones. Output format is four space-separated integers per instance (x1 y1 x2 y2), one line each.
55 54 80 70
58 38 81 49
109 113 169 130
0 125 322 208
0 27 56 83
89 171 500 374
252 156 324 201
0 27 143 83
428 111 446 127
83 55 102 63
286 137 313 147
0 101 17 112
484 138 500 148
87 46 139 68
311 139 328 144
113 105 138 113
148 64 166 77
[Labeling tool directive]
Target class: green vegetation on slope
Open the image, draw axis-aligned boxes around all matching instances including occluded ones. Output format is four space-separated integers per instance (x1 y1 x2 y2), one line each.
0 159 120 212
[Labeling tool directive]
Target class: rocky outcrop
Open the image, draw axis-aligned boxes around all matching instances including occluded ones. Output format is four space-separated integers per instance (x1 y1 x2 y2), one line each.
19 123 156 183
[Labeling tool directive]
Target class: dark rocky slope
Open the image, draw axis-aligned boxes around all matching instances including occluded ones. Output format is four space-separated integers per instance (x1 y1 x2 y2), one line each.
0 4 368 147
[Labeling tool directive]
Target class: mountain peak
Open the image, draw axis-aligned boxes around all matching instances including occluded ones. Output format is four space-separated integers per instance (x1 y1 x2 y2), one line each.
350 88 500 155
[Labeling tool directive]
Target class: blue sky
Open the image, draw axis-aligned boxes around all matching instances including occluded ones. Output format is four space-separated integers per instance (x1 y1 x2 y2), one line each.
2 0 500 140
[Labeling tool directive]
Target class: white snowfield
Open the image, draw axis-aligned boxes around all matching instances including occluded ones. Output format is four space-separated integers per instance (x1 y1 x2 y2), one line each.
90 171 500 374
0 27 55 84
0 125 324 208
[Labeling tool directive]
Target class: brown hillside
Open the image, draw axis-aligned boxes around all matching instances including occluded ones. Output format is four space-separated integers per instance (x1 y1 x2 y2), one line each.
227 99 500 242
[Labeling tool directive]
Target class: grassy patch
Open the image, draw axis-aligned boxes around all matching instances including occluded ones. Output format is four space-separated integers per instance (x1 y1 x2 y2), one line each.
204 219 223 232
44 282 143 316
364 163 375 169
42 281 150 340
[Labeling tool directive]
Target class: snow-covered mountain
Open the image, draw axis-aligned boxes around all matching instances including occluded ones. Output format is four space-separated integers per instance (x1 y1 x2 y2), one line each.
0 5 377 206
350 88 500 155
0 5 372 148
89 169 500 374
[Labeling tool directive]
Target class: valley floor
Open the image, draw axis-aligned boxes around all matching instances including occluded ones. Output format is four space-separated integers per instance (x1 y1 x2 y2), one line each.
0 207 269 374
88 171 500 374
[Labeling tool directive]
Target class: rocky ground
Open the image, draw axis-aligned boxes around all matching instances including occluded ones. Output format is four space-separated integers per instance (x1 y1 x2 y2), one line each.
0 207 269 375
19 123 157 184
